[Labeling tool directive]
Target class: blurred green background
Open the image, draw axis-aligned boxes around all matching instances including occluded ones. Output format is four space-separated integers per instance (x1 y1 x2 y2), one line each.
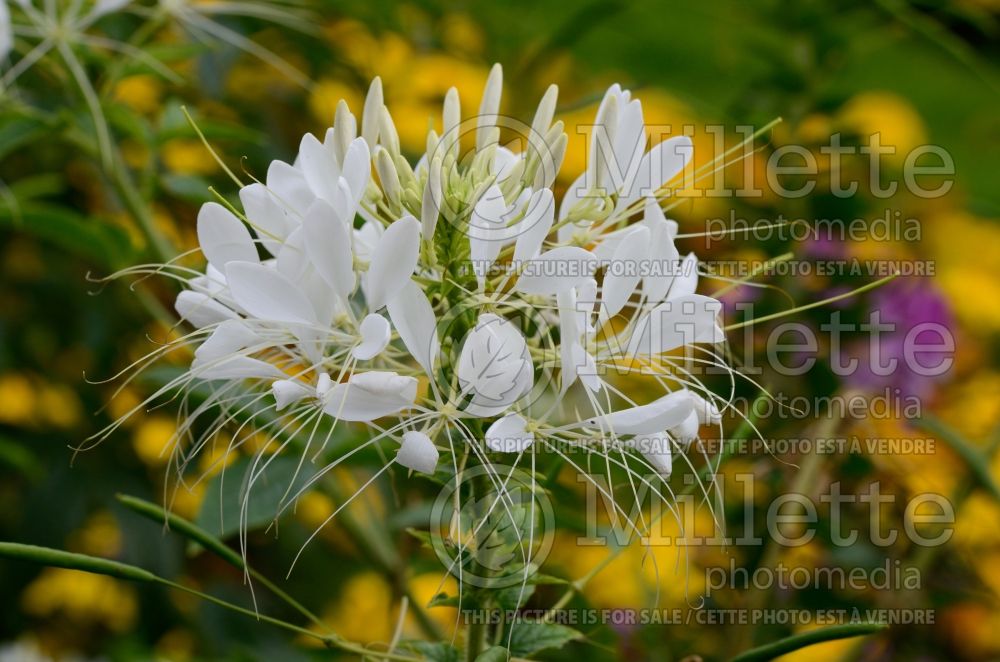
1 0 999 660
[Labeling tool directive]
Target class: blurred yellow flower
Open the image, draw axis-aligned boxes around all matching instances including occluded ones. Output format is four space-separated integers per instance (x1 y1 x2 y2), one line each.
132 415 178 467
112 74 164 115
440 14 485 56
295 490 335 531
938 371 1000 442
161 139 218 176
319 571 396 644
22 568 137 633
68 511 123 559
105 386 143 426
156 628 197 662
36 383 83 429
170 482 206 521
310 79 364 127
838 91 926 163
408 572 459 635
0 373 36 426
773 622 866 661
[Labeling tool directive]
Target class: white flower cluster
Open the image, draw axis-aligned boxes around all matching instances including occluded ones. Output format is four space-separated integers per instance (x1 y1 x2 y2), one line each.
108 64 731 514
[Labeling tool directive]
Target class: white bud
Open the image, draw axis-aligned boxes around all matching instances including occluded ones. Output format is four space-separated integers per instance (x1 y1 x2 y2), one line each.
379 105 401 157
530 84 559 146
332 99 357 163
476 63 503 152
421 156 443 241
442 87 461 160
361 77 383 150
375 147 401 209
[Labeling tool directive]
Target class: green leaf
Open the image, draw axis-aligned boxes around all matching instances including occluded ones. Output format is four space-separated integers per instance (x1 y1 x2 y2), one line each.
0 542 157 583
0 435 42 479
406 641 459 662
475 646 510 662
427 592 461 608
195 455 313 540
0 203 134 268
160 173 214 204
0 116 50 161
917 414 1000 502
730 622 888 662
495 583 535 611
506 622 582 657
116 494 244 569
117 494 326 628
405 527 434 547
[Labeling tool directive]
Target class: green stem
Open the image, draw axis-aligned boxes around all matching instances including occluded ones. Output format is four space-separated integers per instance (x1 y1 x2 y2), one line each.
158 578 420 661
108 149 174 264
465 617 487 662
729 622 888 662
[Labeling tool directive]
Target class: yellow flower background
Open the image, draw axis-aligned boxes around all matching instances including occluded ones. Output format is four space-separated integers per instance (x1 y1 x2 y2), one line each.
0 1 998 660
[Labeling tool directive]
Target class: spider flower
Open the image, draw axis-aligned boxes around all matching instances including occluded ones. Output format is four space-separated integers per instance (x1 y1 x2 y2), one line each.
100 64 735 547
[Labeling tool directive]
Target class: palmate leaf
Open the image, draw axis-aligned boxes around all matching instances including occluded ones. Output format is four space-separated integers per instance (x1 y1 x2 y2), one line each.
405 641 460 662
505 622 582 657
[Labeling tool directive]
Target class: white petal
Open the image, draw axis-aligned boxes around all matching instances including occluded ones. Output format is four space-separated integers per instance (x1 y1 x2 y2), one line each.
590 226 634 263
575 277 598 335
512 188 554 263
600 226 650 321
396 431 439 473
469 184 508 287
669 411 701 445
367 215 420 311
515 247 598 296
197 202 259 270
341 137 371 209
266 160 314 216
323 371 417 422
272 379 313 411
667 253 699 300
632 432 673 476
619 136 693 210
194 319 261 362
298 133 343 204
0 3 11 61
572 343 602 393
89 0 130 19
458 314 533 417
627 294 724 356
585 390 694 436
239 183 289 256
353 313 391 360
225 261 317 324
175 290 237 328
420 157 443 241
691 392 722 425
192 355 285 381
613 98 646 180
557 288 579 394
316 372 333 397
485 413 534 453
641 199 681 303
387 280 439 376
302 199 355 299
276 227 309 282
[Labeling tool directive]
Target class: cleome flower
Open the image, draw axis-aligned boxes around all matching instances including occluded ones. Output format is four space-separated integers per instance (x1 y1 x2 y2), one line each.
96 64 745 566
